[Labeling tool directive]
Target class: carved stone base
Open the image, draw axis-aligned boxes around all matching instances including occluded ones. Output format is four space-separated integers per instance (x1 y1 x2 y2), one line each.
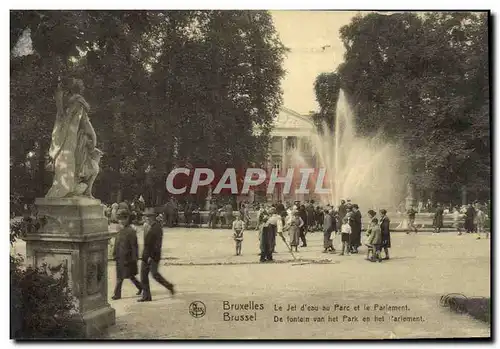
23 197 116 338
81 306 116 338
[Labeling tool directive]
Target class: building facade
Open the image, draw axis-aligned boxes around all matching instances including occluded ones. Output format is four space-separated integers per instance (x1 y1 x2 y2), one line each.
253 107 319 204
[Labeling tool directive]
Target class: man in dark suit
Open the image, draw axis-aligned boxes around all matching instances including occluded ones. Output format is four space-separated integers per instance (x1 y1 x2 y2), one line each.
338 199 347 223
112 208 142 300
351 204 362 253
138 208 175 302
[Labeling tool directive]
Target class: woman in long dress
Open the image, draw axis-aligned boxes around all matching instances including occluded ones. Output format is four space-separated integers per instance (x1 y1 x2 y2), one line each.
286 211 303 252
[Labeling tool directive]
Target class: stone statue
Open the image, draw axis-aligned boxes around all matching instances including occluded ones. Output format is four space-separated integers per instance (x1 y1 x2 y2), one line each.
46 78 102 199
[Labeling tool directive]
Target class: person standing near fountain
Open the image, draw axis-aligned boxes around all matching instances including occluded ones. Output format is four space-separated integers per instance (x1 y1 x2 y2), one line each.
433 204 444 234
306 201 315 233
339 217 352 256
351 204 362 253
379 209 391 260
286 210 303 252
338 200 347 222
465 203 476 234
232 213 245 256
298 204 308 247
138 208 175 302
47 78 102 198
208 199 218 229
322 208 335 253
365 218 382 262
406 206 418 234
365 210 377 239
315 205 324 231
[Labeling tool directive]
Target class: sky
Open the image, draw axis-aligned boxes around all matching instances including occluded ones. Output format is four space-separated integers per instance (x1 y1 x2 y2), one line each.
270 10 360 114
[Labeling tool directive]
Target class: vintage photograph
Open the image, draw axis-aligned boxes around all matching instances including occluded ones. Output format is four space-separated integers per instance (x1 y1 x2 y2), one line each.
9 10 490 339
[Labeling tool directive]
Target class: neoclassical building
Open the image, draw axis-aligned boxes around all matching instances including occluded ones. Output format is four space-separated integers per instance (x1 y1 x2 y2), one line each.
252 107 318 204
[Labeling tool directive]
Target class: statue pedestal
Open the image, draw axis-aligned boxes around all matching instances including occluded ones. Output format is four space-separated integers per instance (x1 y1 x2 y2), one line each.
23 197 116 337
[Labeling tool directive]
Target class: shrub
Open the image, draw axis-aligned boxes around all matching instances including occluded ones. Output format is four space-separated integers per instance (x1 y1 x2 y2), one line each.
10 254 86 339
10 217 85 339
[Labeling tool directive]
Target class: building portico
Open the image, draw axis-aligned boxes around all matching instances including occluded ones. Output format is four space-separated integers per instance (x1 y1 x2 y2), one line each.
254 107 318 204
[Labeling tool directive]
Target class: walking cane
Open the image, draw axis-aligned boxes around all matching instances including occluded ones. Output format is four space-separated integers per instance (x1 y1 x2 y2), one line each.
278 232 297 261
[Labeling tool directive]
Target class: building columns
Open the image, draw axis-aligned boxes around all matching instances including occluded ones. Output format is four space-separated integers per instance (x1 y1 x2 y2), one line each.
281 137 287 202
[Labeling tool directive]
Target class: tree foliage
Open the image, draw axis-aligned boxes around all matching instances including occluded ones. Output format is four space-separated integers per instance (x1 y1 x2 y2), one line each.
10 10 286 206
10 254 85 339
325 11 489 201
312 72 341 133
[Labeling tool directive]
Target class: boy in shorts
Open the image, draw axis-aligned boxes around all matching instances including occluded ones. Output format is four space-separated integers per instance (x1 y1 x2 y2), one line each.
232 213 245 255
339 217 351 256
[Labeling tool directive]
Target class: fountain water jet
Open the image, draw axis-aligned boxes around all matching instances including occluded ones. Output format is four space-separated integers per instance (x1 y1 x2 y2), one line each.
290 89 407 211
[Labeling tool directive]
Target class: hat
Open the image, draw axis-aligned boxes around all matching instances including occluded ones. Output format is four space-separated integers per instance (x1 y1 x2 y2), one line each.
143 208 156 217
116 208 130 219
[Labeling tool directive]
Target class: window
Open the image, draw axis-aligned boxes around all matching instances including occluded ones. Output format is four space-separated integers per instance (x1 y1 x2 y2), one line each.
301 138 311 152
287 137 296 150
271 156 282 173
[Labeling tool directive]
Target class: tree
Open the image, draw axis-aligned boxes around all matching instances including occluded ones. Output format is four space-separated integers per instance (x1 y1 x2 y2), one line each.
10 10 287 206
333 11 489 202
312 72 341 133
149 10 286 203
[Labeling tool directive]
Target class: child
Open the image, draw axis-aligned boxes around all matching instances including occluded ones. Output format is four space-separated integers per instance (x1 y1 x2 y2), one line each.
340 217 351 256
365 218 382 262
232 213 245 256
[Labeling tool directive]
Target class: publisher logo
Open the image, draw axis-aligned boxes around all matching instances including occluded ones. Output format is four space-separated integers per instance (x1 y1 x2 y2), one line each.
189 301 206 318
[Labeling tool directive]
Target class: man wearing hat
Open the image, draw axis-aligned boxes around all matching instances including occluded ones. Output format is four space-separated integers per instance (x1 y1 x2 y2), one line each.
338 200 347 222
351 204 362 253
112 207 142 300
138 208 175 302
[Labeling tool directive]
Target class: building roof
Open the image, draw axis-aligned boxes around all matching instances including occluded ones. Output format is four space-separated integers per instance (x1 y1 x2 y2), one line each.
271 106 315 137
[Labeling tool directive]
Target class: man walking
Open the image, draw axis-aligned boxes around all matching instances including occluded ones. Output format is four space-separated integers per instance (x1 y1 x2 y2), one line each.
138 208 175 302
112 208 142 300
338 199 347 222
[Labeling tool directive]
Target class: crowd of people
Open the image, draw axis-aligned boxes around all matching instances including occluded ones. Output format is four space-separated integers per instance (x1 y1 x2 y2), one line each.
99 196 490 266
231 199 392 263
12 194 490 303
405 201 490 239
